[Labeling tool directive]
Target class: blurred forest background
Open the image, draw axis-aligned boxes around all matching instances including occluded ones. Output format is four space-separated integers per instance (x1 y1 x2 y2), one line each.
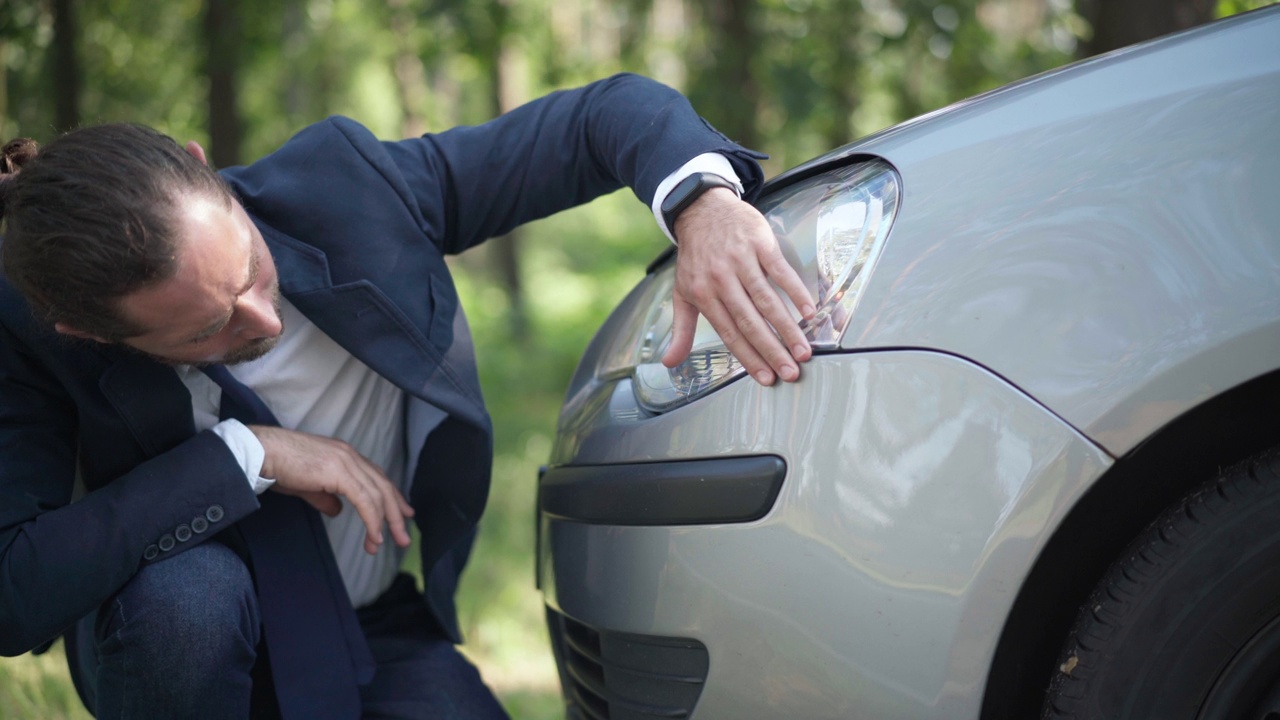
0 0 1274 717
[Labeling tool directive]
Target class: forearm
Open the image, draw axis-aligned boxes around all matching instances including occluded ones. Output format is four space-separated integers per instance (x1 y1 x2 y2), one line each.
386 72 767 253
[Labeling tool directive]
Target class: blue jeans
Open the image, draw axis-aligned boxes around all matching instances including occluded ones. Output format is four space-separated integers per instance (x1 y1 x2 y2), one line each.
67 541 510 719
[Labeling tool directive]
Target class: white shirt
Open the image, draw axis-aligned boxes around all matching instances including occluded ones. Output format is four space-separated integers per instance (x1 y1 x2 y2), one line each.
184 155 741 608
179 298 417 608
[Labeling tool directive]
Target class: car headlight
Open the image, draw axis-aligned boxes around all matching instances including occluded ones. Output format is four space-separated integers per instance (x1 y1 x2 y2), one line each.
598 159 901 412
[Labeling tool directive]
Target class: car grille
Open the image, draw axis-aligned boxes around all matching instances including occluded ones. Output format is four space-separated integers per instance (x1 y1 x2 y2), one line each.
547 609 710 719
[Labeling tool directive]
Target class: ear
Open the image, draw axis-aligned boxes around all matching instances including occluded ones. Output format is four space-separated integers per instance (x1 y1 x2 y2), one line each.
184 141 208 166
54 322 111 344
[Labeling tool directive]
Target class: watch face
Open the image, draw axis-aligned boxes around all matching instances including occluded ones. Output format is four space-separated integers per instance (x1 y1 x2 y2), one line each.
662 173 702 215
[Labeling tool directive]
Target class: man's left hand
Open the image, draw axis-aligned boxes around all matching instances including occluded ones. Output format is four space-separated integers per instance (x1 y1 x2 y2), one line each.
663 187 817 385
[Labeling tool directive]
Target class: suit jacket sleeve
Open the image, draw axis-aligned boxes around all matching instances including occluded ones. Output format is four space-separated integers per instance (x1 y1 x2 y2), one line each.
0 320 260 655
380 72 768 254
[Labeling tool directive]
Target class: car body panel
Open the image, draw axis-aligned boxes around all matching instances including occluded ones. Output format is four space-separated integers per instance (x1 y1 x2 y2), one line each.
542 351 1112 718
815 7 1280 456
544 9 1280 719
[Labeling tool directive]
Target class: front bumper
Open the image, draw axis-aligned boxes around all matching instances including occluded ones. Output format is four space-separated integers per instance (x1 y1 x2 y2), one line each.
539 350 1112 719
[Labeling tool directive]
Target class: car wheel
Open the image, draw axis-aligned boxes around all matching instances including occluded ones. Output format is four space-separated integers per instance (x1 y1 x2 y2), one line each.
1043 446 1280 720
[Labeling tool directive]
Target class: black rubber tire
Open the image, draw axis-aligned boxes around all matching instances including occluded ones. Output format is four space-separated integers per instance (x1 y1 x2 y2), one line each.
1043 446 1280 720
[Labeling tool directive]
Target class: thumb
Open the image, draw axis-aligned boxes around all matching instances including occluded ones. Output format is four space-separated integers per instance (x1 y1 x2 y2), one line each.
662 296 698 368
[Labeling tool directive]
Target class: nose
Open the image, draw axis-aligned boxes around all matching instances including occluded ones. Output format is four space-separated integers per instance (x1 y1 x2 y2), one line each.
234 288 282 340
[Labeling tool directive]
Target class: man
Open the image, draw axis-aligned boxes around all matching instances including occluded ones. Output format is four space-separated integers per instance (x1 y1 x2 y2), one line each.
0 74 813 718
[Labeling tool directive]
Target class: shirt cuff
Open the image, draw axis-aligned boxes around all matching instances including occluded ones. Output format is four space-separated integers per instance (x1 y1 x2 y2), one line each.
209 418 276 495
651 152 744 244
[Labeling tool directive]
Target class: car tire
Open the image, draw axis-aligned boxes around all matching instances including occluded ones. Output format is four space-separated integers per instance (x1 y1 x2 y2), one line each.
1042 446 1280 720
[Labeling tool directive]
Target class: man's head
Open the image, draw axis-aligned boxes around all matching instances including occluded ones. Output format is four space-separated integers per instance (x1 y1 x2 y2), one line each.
0 124 282 365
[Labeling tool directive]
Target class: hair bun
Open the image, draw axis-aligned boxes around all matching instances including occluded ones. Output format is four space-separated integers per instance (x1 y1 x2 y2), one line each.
2 138 38 219
2 138 38 175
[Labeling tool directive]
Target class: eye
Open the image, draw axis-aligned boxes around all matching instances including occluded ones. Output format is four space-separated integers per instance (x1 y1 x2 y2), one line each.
188 320 229 345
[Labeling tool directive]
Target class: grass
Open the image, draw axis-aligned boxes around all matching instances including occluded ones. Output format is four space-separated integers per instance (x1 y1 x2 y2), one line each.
0 638 560 719
0 642 93 720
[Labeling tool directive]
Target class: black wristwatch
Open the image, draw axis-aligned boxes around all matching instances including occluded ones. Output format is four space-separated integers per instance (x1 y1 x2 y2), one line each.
661 172 739 241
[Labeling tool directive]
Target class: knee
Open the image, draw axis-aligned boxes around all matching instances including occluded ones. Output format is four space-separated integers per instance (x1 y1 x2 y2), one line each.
89 542 260 717
100 540 259 667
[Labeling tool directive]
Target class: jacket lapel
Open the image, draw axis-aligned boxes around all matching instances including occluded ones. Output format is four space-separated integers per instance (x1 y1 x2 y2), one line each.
97 350 196 458
259 221 489 430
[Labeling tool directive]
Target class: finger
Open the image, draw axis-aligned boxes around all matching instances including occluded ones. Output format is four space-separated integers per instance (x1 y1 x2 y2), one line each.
740 265 813 365
661 295 699 368
396 490 415 518
297 490 343 517
342 473 383 556
698 296 777 386
715 279 800 382
761 247 817 322
336 466 385 552
758 252 815 363
374 475 412 548
346 453 411 550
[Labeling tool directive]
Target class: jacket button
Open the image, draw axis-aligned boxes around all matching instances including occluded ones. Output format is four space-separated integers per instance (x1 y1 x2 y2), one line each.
143 544 159 561
158 534 176 552
191 516 209 534
175 524 192 542
206 505 225 523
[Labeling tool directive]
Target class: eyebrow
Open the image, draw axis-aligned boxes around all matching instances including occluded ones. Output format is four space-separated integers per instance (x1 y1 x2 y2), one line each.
186 248 260 344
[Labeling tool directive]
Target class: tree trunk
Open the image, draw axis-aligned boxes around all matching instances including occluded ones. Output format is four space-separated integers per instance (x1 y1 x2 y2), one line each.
204 0 244 168
618 0 652 70
388 0 428 139
282 0 308 122
1077 0 1216 57
691 0 760 149
487 38 529 344
820 0 861 149
0 40 8 139
51 0 80 132
648 0 687 89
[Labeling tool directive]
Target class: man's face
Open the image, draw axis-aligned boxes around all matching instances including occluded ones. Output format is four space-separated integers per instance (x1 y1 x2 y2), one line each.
114 193 284 366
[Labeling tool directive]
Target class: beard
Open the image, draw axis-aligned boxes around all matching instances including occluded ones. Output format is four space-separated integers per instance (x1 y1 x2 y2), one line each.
139 332 280 368
211 281 285 366
218 332 281 365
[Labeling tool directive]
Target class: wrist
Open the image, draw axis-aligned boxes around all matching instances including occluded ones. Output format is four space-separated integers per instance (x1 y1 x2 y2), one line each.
210 419 274 493
672 186 740 243
661 172 740 242
245 424 277 480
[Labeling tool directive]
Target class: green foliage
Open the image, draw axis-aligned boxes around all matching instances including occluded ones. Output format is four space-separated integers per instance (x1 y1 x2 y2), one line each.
0 642 92 720
1217 0 1279 16
2 1 1273 717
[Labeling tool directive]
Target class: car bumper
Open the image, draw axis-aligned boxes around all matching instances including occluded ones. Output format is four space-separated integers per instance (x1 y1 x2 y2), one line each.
539 350 1112 719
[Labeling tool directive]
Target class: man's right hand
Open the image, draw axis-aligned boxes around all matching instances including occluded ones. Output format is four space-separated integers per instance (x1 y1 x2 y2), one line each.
665 187 816 385
247 425 414 555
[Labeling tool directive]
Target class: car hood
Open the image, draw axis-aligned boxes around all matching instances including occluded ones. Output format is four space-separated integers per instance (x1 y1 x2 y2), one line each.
795 7 1280 457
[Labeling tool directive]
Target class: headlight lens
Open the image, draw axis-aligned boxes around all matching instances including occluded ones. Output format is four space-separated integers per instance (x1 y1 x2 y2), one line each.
599 159 901 412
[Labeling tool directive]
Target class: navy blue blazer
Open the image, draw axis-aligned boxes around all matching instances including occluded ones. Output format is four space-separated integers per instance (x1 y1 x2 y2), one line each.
0 74 766 655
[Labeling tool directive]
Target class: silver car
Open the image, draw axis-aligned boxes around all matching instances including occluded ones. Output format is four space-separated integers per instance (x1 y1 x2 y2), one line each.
537 7 1280 719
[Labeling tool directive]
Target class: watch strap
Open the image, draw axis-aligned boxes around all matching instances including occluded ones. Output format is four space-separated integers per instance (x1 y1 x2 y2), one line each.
661 172 739 241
